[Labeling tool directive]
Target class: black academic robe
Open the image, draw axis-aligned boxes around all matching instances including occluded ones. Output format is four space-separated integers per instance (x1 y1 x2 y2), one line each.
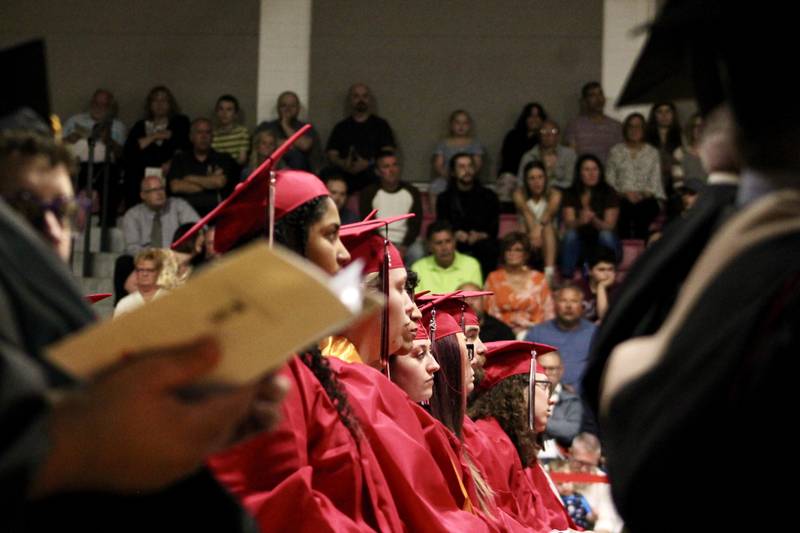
602 228 800 533
581 183 738 418
0 200 256 532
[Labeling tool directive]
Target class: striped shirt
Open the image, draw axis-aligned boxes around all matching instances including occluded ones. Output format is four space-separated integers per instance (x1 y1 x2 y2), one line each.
212 125 250 162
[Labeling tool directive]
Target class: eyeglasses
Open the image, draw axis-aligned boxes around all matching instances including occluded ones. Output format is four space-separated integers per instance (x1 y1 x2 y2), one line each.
540 128 559 135
534 379 554 397
5 190 88 231
466 343 475 362
135 267 158 274
568 457 598 472
142 186 165 194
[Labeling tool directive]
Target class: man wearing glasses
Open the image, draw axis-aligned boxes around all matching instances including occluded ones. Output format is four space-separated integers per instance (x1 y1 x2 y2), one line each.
115 174 198 302
516 119 577 190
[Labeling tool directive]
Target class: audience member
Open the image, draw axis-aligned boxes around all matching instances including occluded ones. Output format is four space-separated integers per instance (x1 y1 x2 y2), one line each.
524 283 596 393
539 351 583 448
564 82 622 163
430 109 486 198
645 101 682 194
170 221 207 281
241 129 283 179
115 174 198 302
359 150 424 262
436 152 499 276
568 433 624 533
255 90 319 171
671 112 707 186
578 246 618 323
513 160 560 278
123 85 190 208
211 94 250 168
459 282 516 342
411 220 482 293
167 118 238 216
324 174 360 224
484 232 554 337
517 119 576 190
499 102 547 177
606 113 665 240
560 154 620 279
325 83 396 192
114 248 168 316
549 459 595 530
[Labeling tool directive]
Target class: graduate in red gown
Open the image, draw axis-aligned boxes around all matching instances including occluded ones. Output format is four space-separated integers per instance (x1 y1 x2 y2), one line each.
322 219 501 532
175 157 403 531
469 340 578 531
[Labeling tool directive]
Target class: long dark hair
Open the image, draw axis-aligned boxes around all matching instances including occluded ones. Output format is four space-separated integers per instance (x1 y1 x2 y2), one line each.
513 102 548 134
144 85 180 119
521 160 549 199
428 334 465 439
271 194 360 435
468 374 539 466
645 102 683 153
569 154 613 199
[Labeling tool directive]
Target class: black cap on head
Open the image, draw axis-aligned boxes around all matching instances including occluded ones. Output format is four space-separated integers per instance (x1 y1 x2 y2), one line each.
0 40 52 134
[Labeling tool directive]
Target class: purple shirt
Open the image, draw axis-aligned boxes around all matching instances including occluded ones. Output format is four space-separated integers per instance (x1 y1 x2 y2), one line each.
564 115 623 164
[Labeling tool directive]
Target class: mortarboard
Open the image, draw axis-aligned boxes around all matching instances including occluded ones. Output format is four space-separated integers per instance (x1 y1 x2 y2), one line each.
414 319 429 341
84 293 112 304
418 292 465 342
479 339 556 431
171 125 326 254
340 213 415 374
0 39 53 135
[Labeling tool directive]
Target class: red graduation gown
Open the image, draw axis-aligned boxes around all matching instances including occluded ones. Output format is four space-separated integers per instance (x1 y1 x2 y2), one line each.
326 357 496 532
208 356 402 532
464 417 549 532
525 462 577 531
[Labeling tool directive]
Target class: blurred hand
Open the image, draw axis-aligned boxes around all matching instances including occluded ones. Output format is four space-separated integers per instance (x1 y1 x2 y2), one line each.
454 230 469 243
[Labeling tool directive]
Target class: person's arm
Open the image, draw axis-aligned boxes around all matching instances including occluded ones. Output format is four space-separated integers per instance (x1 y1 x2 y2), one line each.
649 149 667 200
482 273 503 321
279 119 312 152
541 281 555 321
605 146 620 191
563 205 579 230
169 177 204 194
593 206 619 232
513 187 537 233
595 273 616 322
432 151 447 178
543 189 562 225
28 337 287 498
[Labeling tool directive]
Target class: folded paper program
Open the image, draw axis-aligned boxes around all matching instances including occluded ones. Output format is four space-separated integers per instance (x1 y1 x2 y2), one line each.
47 243 381 384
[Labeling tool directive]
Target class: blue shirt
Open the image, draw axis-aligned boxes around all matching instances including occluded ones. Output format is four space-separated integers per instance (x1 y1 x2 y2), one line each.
524 318 596 392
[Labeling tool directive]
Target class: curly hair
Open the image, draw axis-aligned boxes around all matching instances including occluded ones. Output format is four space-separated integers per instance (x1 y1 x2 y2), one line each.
273 194 328 254
468 374 539 467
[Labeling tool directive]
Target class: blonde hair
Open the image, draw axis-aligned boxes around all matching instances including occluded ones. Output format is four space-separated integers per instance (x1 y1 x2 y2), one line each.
249 129 278 169
156 249 185 289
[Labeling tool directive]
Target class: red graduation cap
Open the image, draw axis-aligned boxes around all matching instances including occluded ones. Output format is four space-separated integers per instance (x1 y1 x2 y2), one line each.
84 293 112 304
418 292 464 342
339 213 415 374
414 319 429 341
479 340 557 431
171 125 327 254
416 290 492 330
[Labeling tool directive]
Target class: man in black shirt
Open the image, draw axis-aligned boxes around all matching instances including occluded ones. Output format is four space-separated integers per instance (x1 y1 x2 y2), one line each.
168 118 238 216
325 83 396 193
436 153 500 276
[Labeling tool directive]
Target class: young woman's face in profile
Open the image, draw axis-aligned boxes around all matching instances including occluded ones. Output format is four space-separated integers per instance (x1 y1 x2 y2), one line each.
304 197 350 275
387 268 415 356
457 332 475 394
532 371 554 433
391 338 440 402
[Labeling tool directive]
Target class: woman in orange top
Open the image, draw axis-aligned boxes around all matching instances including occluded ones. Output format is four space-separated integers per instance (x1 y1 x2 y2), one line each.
484 232 554 337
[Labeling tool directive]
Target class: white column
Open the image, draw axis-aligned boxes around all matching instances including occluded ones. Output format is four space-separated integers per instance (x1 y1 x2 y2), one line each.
602 0 659 120
257 0 312 123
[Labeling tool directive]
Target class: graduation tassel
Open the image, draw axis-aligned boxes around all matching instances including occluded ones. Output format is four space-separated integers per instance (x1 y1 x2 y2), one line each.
381 222 391 378
528 348 538 431
267 170 276 249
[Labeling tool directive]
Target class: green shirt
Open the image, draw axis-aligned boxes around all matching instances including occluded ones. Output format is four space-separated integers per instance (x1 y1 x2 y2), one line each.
411 251 483 293
212 125 250 162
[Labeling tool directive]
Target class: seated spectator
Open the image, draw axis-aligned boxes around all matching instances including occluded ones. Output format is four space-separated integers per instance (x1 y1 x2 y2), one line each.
539 350 583 448
649 177 707 246
484 232 554 337
499 102 547 177
564 82 623 163
115 174 199 303
359 150 424 263
211 94 250 168
549 459 595 530
241 129 284 179
171 222 208 281
63 88 126 218
560 154 620 279
568 433 624 533
517 119 577 191
606 113 665 240
411 220 482 293
114 248 169 316
324 174 359 224
325 83 396 193
578 246 618 323
460 282 515 342
513 160 560 278
123 85 190 208
645 101 682 196
436 152 500 276
671 112 707 185
430 109 486 201
167 118 238 216
255 90 319 171
524 283 596 393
